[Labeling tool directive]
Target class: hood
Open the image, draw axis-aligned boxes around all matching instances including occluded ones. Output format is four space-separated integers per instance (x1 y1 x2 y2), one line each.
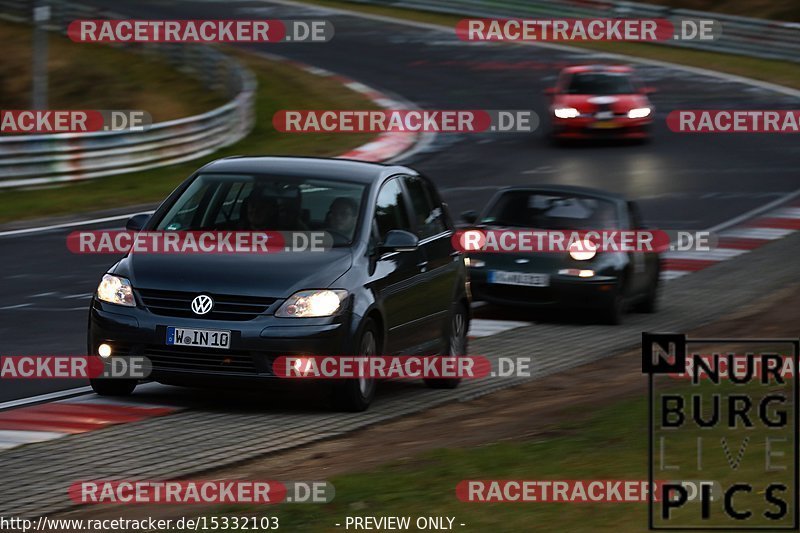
554 94 649 114
111 249 353 298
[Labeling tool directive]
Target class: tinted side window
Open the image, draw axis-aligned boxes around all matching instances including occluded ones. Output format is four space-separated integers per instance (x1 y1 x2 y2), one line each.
404 176 446 239
374 178 411 240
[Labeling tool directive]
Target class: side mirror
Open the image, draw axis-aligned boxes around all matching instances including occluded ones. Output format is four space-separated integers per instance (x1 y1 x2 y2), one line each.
126 213 150 232
460 210 479 224
543 87 557 96
379 229 419 253
641 86 657 95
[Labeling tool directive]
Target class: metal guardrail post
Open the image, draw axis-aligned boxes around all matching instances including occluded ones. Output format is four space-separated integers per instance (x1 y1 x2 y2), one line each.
0 0 258 189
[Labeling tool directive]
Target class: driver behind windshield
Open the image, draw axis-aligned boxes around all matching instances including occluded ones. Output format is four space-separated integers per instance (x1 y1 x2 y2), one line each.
242 190 278 230
326 197 358 239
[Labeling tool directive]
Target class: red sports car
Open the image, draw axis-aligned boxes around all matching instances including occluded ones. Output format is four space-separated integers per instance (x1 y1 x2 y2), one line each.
546 65 655 140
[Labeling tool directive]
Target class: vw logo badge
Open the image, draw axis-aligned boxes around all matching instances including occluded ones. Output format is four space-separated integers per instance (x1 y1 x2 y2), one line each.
191 295 214 315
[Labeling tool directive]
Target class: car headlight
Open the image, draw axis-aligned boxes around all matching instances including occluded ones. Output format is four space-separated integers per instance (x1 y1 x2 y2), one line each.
275 289 348 318
553 107 580 119
96 274 135 307
568 240 597 261
628 107 651 119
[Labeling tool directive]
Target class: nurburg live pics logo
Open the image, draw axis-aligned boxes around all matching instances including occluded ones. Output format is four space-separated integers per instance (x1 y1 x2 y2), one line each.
642 333 799 530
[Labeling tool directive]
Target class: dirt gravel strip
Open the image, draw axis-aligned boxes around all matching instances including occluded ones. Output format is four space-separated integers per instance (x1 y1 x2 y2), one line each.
0 225 798 517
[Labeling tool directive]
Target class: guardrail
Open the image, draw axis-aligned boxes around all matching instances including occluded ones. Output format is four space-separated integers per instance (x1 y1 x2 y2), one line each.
0 0 256 189
351 0 800 63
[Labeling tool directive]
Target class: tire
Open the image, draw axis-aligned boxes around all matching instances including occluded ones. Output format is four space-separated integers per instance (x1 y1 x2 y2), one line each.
425 302 469 390
90 378 137 397
634 268 660 313
601 278 626 325
333 320 378 412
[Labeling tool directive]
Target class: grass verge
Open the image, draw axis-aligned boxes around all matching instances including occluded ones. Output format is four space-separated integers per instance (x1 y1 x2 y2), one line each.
297 0 800 90
257 379 795 531
0 20 224 120
0 50 380 224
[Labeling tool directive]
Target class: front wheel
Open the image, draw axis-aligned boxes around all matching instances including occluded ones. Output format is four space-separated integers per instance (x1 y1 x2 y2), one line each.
634 269 660 313
425 302 469 390
601 279 626 325
333 320 378 412
90 378 137 397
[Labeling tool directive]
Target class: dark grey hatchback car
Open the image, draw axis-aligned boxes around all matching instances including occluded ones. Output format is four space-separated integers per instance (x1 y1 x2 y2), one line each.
88 157 470 411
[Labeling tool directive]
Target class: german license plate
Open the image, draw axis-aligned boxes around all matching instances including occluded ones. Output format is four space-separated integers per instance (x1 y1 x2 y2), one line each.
488 271 550 287
166 327 230 349
590 121 622 129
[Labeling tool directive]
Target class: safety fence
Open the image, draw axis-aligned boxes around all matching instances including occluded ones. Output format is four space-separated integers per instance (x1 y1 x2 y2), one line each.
352 0 800 62
0 0 256 188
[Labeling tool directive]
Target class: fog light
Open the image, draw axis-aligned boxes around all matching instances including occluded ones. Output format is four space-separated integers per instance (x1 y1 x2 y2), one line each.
558 269 595 278
98 344 112 358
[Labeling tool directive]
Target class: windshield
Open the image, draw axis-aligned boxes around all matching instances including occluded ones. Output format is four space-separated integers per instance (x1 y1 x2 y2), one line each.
482 191 619 230
155 173 367 245
566 73 635 95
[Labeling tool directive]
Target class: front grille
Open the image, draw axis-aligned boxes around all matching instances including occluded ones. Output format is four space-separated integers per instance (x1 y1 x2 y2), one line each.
137 288 277 321
146 345 262 374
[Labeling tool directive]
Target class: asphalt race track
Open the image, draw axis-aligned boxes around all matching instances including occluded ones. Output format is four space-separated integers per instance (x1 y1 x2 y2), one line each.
2 0 798 401
0 1 798 506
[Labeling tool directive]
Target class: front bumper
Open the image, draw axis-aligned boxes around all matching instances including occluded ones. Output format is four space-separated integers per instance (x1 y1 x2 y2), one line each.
88 298 354 383
469 269 619 309
552 116 652 139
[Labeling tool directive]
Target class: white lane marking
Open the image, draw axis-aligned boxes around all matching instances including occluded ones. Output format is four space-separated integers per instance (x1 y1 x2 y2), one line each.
661 270 691 281
706 190 800 234
0 387 93 412
719 227 795 240
267 0 800 98
469 319 531 338
30 292 58 298
0 211 154 238
663 248 747 261
61 293 92 300
0 430 66 451
0 303 32 310
1 307 88 312
772 207 800 219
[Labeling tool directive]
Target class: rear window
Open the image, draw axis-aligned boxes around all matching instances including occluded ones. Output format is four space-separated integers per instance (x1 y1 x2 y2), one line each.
482 192 618 230
566 73 635 95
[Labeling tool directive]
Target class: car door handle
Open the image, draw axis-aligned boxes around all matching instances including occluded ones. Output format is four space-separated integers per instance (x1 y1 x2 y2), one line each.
416 260 429 272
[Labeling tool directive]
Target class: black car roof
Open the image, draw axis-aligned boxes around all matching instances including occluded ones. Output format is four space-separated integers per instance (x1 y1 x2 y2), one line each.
495 185 627 203
197 156 415 183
